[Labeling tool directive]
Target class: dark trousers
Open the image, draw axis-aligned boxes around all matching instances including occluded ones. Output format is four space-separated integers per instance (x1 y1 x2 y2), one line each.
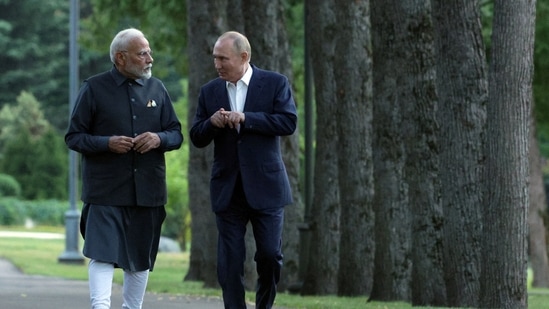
215 176 284 309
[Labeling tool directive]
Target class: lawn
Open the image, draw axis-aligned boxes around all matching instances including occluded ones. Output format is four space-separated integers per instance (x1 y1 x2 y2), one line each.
0 226 548 309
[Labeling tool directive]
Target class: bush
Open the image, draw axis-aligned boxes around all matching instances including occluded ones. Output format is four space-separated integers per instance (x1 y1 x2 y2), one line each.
0 198 68 226
1 128 67 200
0 174 21 197
0 197 26 225
24 199 68 226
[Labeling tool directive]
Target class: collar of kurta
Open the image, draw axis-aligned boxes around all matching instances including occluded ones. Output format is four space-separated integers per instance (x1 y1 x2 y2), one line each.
110 65 145 87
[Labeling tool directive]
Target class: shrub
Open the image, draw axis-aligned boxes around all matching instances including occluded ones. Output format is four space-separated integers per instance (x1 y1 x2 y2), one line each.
0 198 68 226
0 173 21 197
24 199 68 226
1 128 67 200
0 197 26 225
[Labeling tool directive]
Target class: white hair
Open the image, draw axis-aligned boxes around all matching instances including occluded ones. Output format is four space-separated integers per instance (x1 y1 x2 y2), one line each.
109 28 145 64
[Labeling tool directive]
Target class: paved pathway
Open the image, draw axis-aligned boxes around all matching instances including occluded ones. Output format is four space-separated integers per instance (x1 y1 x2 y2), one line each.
0 231 259 308
0 258 239 309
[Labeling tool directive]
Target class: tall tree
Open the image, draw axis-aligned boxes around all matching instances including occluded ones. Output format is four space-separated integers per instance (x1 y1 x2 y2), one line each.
0 91 50 151
370 0 412 301
0 91 67 200
530 0 549 288
480 0 535 307
533 0 549 149
432 0 487 306
184 0 226 288
301 0 341 295
241 0 304 291
333 0 374 297
0 0 70 130
528 107 549 288
370 0 445 304
390 1 445 306
275 3 305 292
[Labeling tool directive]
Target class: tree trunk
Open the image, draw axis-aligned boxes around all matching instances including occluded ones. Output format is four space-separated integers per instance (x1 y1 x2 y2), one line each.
226 0 244 33
275 2 305 291
240 0 303 292
369 0 412 301
301 0 341 295
333 0 374 297
480 0 535 307
432 0 487 306
185 0 227 288
396 1 445 306
279 131 304 292
370 0 445 304
528 109 549 287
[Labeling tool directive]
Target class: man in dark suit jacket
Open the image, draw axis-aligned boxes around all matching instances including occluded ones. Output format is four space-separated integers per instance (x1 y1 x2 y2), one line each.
190 31 297 309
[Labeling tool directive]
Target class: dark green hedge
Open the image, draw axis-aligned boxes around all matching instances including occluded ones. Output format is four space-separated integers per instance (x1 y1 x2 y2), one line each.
0 198 67 226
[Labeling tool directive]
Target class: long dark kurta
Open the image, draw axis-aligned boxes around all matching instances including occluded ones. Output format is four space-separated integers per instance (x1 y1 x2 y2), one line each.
65 66 183 271
66 66 182 206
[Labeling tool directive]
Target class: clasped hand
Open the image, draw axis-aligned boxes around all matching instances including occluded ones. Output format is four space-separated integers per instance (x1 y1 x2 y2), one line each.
108 132 160 154
210 108 245 129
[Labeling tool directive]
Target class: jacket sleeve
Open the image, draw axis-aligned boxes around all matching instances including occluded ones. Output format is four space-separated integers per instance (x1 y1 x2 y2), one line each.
65 82 111 155
189 86 221 148
240 74 297 136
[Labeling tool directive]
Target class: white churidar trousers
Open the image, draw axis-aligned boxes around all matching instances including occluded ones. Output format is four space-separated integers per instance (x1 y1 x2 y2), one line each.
88 259 149 309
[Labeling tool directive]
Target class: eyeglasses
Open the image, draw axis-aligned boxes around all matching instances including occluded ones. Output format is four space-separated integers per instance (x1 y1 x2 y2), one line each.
120 50 153 59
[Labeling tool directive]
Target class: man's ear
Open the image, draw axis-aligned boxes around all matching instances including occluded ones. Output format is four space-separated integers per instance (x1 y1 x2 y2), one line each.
115 51 126 66
241 51 249 63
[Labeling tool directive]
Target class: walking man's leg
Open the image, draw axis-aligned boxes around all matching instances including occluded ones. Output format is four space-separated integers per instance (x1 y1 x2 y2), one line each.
122 269 149 309
88 259 114 309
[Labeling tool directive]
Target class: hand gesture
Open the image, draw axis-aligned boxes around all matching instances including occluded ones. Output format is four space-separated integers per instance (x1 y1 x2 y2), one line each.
211 108 228 128
133 132 161 154
108 136 134 153
220 110 245 129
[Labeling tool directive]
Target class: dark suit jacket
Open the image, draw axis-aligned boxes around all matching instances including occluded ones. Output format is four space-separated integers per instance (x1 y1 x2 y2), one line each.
190 64 297 212
65 67 183 207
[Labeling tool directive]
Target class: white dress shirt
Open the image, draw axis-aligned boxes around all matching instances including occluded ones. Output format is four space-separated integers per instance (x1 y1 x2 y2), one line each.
226 65 253 113
226 65 253 132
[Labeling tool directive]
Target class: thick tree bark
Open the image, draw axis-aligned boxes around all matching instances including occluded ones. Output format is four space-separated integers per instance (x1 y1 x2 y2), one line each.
301 0 341 295
369 0 412 301
396 1 446 306
241 0 303 292
275 3 305 291
333 0 374 297
370 0 444 304
185 0 227 288
279 131 304 292
529 113 549 288
480 0 535 308
432 0 487 306
226 0 244 33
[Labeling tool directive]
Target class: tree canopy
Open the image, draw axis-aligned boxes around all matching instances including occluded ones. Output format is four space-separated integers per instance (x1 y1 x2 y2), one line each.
0 0 69 130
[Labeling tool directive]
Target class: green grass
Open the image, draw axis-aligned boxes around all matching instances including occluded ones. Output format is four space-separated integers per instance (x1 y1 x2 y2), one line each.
1 226 549 309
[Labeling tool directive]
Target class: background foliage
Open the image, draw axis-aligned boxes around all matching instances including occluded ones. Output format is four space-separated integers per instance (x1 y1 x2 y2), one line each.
0 173 21 197
0 91 67 200
0 198 66 226
0 0 188 246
